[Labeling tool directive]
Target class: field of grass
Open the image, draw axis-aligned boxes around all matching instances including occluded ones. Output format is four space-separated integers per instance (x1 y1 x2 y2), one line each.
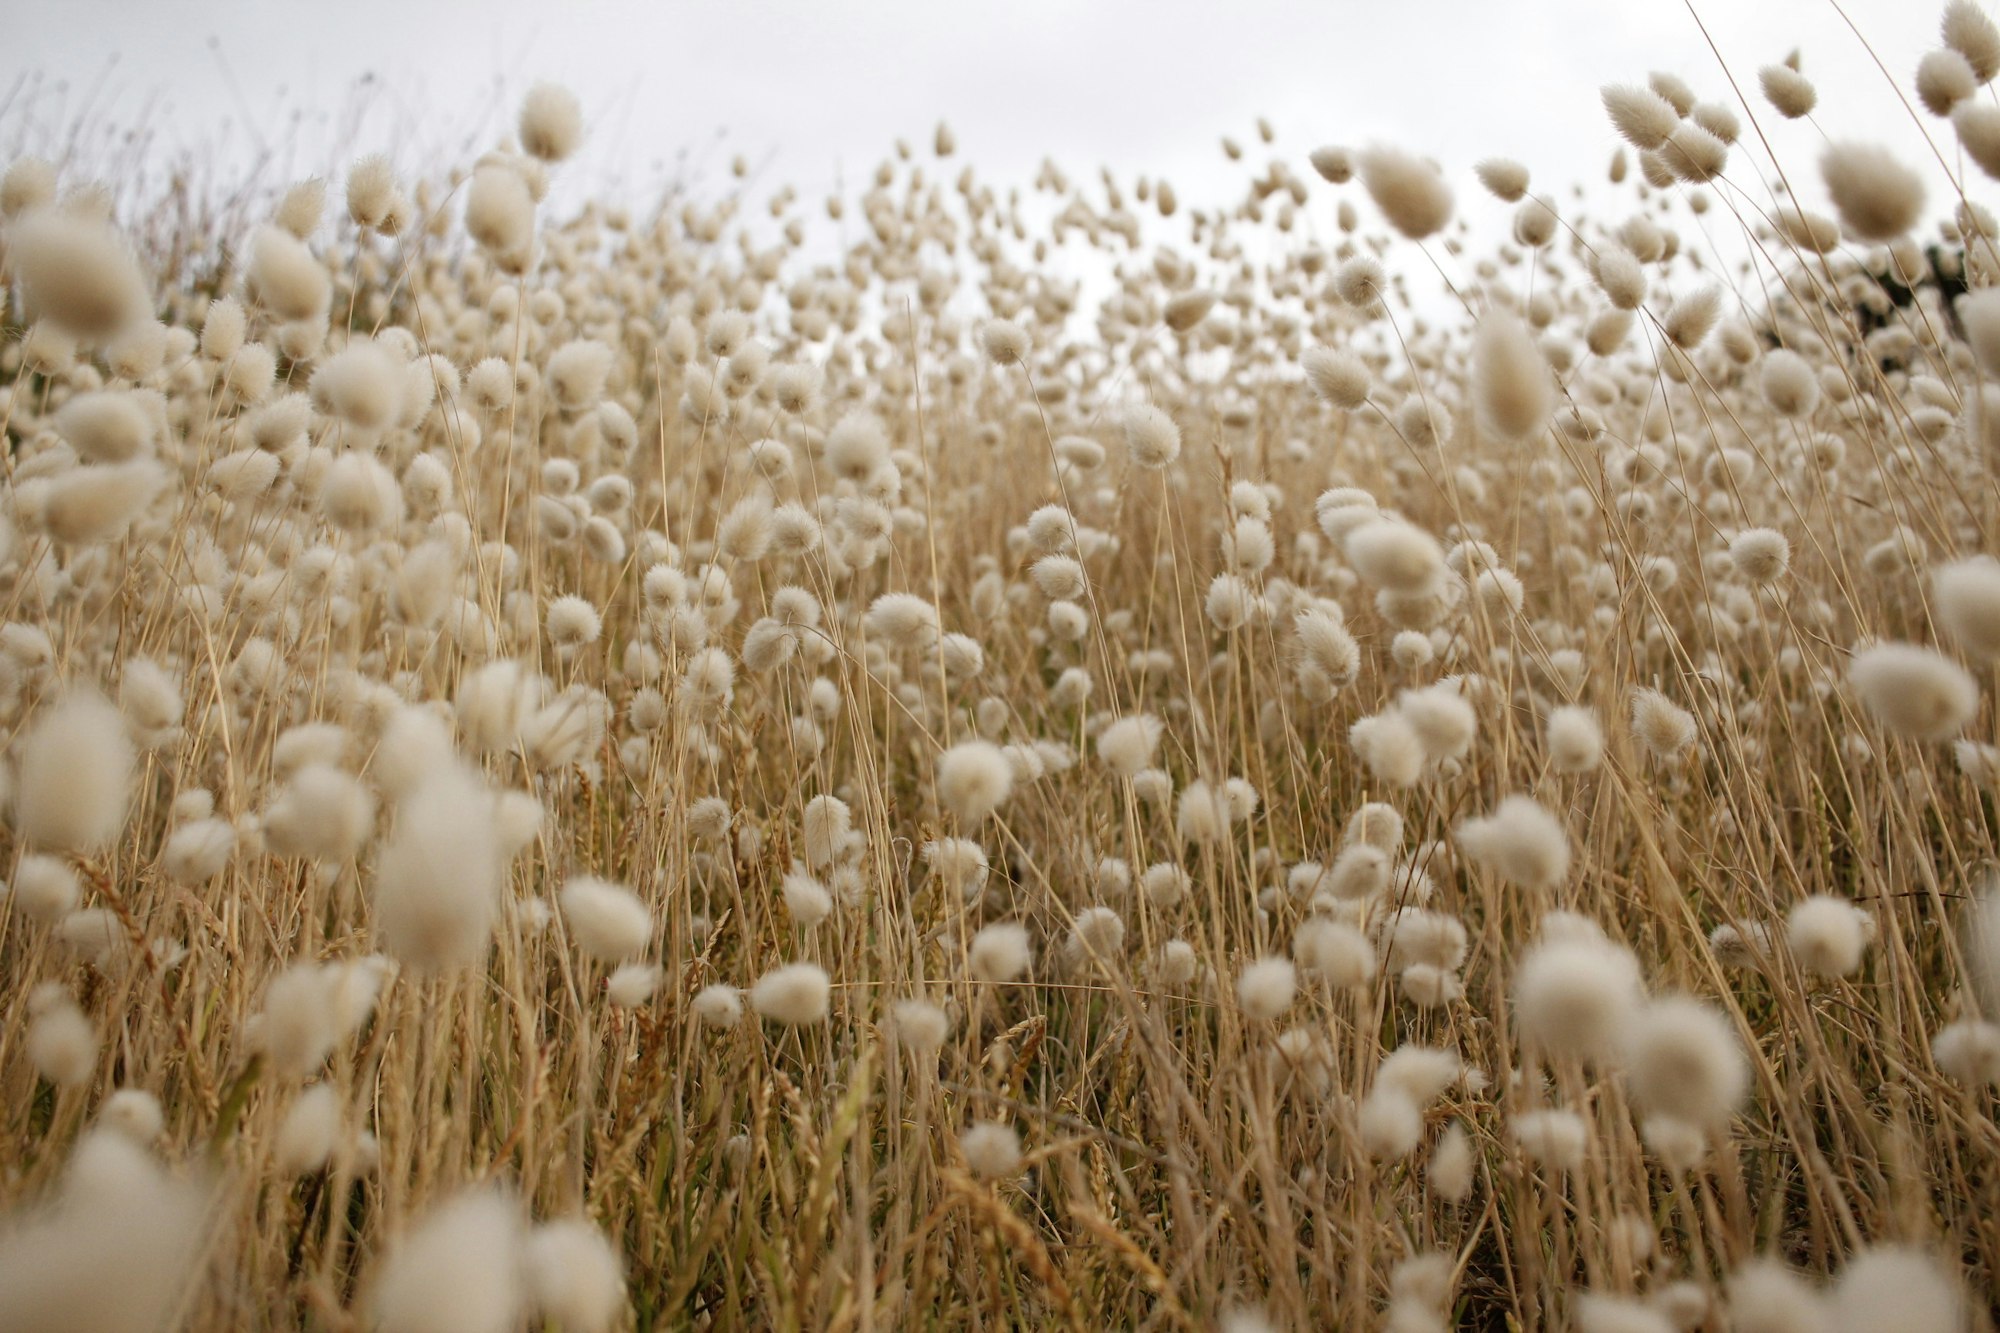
0 6 1998 1330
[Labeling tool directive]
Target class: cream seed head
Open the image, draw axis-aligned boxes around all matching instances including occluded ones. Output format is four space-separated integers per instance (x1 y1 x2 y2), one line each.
13 687 134 854
969 922 1032 983
937 740 1014 823
519 82 584 162
1848 642 1978 740
560 876 652 963
1236 956 1297 1021
1785 895 1872 979
960 1121 1023 1178
1820 143 1924 242
1357 145 1454 239
750 962 831 1024
1456 795 1569 893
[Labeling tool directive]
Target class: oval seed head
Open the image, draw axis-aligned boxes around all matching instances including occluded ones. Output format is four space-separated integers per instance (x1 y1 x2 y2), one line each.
1623 995 1748 1127
750 962 831 1025
969 922 1033 983
1934 557 2000 661
1357 145 1453 239
519 82 584 163
1785 895 1871 978
1301 346 1370 408
559 876 652 963
1123 402 1181 469
13 687 134 854
960 1121 1023 1179
1820 142 1924 242
1847 642 1978 740
1236 957 1297 1021
1472 311 1553 442
936 740 1014 823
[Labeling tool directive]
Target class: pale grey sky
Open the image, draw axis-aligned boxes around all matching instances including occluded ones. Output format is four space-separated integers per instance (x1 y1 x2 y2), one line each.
0 0 1967 301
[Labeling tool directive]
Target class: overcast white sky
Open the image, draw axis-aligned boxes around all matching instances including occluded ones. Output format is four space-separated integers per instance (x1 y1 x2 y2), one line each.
0 0 1966 296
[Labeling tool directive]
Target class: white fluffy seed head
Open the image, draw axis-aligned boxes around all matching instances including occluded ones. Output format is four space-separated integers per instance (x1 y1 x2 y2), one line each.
1472 311 1553 442
1820 142 1924 242
960 1121 1023 1178
1933 557 2000 661
1785 895 1871 978
1456 796 1569 893
560 876 652 963
1236 956 1297 1021
1357 145 1453 239
692 984 743 1029
1601 84 1680 150
1848 642 1978 740
751 962 831 1024
1123 402 1181 469
1623 995 1749 1127
519 82 584 162
525 1219 625 1333
937 740 1014 823
1729 529 1791 584
372 1188 526 1333
1546 706 1604 773
373 762 503 974
1428 1122 1476 1201
893 998 951 1053
1631 687 1698 761
1831 1246 1965 1333
1301 346 1371 408
969 921 1033 983
1514 934 1644 1063
13 687 134 854
1346 520 1445 594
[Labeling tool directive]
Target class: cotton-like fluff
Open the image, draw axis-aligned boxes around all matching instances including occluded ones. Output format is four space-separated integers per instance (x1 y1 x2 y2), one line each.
261 763 375 862
1511 1110 1589 1172
1293 918 1376 988
0 1130 212 1333
1725 1260 1828 1333
1847 642 1978 741
960 1121 1023 1178
1631 687 1698 761
893 998 952 1053
1357 145 1453 238
372 1188 526 1333
691 984 743 1029
274 1083 343 1175
10 208 149 338
1123 402 1181 468
1456 796 1569 893
969 922 1033 983
1623 996 1749 1128
1176 779 1235 842
1236 957 1297 1021
12 854 80 923
1932 1018 2000 1086
55 391 155 463
936 740 1013 823
311 339 404 432
1428 1122 1476 1201
1097 713 1163 777
43 461 168 546
1784 896 1871 978
1820 142 1924 241
750 962 831 1025
1513 931 1644 1064
26 985 96 1086
560 876 652 963
1829 1246 1965 1333
1546 706 1604 773
525 1219 625 1333
519 82 584 162
1345 520 1445 593
1729 529 1791 584
373 762 504 973
1351 711 1426 787
13 687 134 854
1932 557 2000 662
1472 311 1552 442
